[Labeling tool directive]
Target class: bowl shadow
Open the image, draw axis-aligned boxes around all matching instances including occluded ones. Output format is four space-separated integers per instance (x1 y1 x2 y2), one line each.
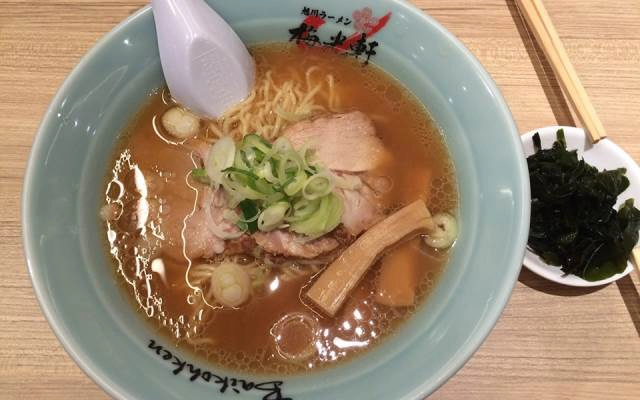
517 267 605 296
519 267 640 337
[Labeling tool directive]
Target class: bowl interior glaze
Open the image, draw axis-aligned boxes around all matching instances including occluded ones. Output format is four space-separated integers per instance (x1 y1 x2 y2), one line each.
23 1 530 399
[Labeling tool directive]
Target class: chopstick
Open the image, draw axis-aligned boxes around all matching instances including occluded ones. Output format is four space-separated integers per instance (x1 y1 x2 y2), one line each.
514 0 607 143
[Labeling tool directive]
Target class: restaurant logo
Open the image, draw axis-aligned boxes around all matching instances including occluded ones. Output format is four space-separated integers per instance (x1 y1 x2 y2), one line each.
288 6 393 64
148 339 291 400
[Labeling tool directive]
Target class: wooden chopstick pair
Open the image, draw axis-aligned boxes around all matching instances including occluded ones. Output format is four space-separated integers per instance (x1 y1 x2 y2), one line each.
514 0 606 143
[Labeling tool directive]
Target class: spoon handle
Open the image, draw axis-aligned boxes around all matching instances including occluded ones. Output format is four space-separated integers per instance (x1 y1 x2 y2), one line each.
515 0 607 143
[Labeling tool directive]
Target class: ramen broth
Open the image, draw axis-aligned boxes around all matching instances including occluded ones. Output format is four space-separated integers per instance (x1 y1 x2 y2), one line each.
103 44 457 374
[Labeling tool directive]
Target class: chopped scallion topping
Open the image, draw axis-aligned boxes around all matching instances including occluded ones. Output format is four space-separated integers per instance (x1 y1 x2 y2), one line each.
199 134 343 236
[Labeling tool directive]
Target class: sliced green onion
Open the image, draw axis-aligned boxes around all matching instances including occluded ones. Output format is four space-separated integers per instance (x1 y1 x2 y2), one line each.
273 137 292 153
223 166 260 181
203 135 344 238
285 198 321 222
324 193 344 233
243 147 259 164
302 173 334 200
284 170 307 196
258 202 290 232
222 175 266 200
254 178 275 195
255 161 277 183
243 133 272 155
266 192 286 204
191 168 210 185
299 142 317 168
206 136 236 186
289 193 342 237
277 152 303 183
305 165 318 175
234 148 251 170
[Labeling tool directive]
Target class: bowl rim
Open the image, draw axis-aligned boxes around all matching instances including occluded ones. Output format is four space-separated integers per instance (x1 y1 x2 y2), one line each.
22 2 530 399
22 6 153 400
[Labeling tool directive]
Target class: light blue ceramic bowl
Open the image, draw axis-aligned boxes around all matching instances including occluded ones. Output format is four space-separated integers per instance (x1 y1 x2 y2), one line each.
23 1 530 399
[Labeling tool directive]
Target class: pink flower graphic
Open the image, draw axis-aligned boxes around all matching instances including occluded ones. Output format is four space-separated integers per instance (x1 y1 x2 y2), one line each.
352 7 379 33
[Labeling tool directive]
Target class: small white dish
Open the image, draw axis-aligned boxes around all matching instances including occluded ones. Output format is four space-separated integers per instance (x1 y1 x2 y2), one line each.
521 126 639 287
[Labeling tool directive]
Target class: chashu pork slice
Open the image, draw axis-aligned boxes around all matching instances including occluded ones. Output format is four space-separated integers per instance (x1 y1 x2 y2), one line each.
284 111 389 236
283 111 391 173
162 186 242 261
253 230 340 259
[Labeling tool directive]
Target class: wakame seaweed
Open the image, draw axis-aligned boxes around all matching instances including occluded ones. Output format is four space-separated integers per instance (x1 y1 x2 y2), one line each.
527 129 640 281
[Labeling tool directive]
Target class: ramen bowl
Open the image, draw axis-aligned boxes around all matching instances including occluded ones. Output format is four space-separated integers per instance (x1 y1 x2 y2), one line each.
23 1 529 399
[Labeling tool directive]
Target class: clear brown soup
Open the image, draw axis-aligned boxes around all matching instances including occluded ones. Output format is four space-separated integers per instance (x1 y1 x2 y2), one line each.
103 44 457 374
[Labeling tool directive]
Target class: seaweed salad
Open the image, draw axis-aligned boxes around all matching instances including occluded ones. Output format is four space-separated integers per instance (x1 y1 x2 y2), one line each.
527 129 640 281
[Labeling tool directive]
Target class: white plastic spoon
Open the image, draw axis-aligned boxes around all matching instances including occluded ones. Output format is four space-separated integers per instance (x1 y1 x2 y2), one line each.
151 0 255 118
516 0 640 286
